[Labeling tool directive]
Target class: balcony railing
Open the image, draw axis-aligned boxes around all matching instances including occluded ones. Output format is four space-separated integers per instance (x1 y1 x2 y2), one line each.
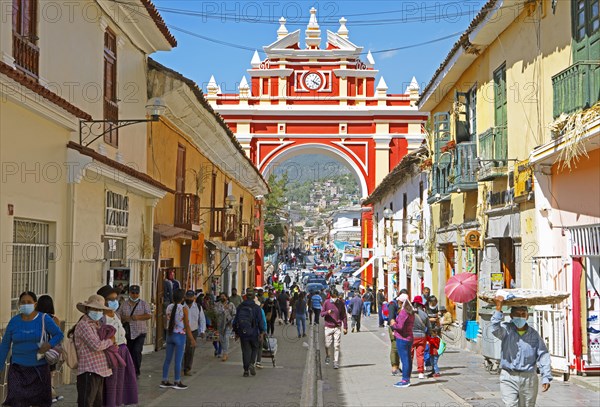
428 162 451 204
478 127 507 181
240 222 250 246
13 33 39 79
210 208 225 238
450 141 478 191
174 193 200 232
552 61 600 118
223 213 238 242
251 228 260 248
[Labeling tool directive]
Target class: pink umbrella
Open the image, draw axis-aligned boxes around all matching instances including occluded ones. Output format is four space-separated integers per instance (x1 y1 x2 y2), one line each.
444 273 478 303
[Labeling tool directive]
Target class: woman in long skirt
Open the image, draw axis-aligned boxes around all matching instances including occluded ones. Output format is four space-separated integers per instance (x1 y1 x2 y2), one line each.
97 285 138 406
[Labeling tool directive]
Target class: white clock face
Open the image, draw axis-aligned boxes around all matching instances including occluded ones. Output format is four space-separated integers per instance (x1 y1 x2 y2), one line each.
304 73 322 90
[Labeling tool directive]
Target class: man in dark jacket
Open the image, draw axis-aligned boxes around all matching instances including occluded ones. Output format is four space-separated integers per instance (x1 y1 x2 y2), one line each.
233 289 265 377
348 293 363 333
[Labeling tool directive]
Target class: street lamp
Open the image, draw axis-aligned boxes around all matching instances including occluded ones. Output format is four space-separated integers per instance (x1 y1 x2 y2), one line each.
79 98 167 147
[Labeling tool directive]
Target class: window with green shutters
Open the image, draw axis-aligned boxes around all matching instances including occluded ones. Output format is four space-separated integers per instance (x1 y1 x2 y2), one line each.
492 64 508 163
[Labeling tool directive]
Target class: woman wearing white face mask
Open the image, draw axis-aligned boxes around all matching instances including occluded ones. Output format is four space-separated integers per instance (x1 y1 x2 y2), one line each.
0 291 63 407
73 294 116 407
96 285 138 407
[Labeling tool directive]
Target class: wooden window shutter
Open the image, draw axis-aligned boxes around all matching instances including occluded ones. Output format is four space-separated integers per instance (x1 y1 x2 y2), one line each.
103 28 118 147
454 91 470 143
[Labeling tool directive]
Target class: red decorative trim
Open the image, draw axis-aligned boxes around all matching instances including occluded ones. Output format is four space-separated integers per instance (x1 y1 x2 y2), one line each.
140 0 177 47
0 61 92 120
67 141 174 193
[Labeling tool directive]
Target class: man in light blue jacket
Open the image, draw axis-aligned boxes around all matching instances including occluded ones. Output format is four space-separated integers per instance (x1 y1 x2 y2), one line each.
492 296 552 406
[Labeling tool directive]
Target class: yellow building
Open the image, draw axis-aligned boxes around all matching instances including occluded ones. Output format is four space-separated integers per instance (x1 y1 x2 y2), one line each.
146 59 269 346
418 0 598 367
1 0 175 338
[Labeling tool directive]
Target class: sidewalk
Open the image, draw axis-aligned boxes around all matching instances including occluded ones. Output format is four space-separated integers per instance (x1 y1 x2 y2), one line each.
56 322 309 406
320 316 600 406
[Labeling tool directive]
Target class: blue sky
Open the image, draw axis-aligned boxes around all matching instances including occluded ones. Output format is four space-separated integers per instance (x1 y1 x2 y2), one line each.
152 0 488 94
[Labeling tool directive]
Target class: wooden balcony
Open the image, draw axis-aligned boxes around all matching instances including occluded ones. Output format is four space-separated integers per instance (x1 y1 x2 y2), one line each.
449 141 478 192
251 228 261 249
552 61 600 118
210 208 225 238
13 33 39 79
223 213 238 242
427 162 451 204
477 127 507 181
239 222 250 246
174 193 200 232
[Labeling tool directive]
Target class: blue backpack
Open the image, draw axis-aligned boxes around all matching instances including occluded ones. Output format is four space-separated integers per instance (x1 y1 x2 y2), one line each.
234 303 257 339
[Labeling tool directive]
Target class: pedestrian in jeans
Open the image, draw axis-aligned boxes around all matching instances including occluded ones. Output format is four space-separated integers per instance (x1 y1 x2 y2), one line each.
214 292 236 362
161 289 196 389
183 290 206 375
254 297 268 369
295 292 308 337
387 289 407 376
492 296 552 406
73 295 115 406
233 289 265 377
362 289 373 317
321 290 348 369
119 285 152 377
311 291 323 325
348 292 363 333
427 326 442 378
411 295 431 379
390 293 415 388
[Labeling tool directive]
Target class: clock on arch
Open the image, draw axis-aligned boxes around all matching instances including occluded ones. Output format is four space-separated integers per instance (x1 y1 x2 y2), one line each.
304 72 323 90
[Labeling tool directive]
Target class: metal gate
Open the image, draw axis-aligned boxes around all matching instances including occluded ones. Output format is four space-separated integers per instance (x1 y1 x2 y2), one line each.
11 219 50 312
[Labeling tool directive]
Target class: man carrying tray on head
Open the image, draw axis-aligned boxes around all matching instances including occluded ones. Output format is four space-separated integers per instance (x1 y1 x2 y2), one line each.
492 295 552 407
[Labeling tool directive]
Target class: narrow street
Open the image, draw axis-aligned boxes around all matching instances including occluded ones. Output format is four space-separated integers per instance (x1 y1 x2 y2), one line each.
54 315 599 406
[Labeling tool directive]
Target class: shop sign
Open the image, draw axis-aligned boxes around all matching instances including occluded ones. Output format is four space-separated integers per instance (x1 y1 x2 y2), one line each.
105 190 129 236
491 272 504 290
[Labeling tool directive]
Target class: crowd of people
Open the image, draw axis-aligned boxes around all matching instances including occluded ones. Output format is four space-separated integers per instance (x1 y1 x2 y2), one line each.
0 264 554 407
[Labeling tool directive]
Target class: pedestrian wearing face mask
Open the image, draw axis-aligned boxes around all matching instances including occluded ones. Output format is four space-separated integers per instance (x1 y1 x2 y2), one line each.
97 285 138 407
493 296 552 406
73 294 116 407
214 292 236 362
0 291 63 407
118 285 152 377
183 290 206 375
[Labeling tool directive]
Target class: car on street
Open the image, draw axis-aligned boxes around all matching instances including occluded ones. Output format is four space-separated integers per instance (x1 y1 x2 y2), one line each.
305 282 326 294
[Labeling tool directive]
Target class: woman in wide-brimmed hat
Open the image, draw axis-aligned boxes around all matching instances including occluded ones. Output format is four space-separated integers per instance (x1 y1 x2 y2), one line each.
95 285 138 407
71 294 116 407
0 291 63 407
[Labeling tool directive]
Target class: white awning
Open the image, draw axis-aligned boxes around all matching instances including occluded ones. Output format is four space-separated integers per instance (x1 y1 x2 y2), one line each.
352 255 379 277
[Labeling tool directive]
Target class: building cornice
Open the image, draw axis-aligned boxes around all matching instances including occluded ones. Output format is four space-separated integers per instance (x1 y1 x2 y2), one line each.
247 68 294 77
332 69 378 79
214 106 423 116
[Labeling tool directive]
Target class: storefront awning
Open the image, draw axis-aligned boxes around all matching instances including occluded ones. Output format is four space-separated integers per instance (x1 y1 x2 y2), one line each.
352 255 379 277
154 224 198 240
204 239 237 254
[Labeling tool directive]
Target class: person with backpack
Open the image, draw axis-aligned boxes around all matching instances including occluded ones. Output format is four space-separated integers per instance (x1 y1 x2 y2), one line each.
262 291 280 336
233 289 266 377
160 289 196 389
311 290 324 325
0 291 63 407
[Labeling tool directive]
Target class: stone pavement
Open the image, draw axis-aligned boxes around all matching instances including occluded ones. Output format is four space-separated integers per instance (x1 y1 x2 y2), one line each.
320 315 600 406
56 321 310 406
